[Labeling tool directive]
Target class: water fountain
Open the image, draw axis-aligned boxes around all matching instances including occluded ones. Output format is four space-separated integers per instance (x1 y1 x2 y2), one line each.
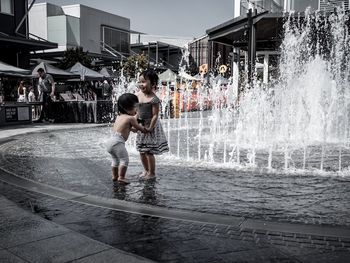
162 8 350 175
1 8 350 226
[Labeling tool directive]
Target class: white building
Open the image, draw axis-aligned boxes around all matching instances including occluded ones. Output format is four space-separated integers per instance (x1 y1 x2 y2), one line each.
29 2 131 64
235 0 349 17
130 33 193 70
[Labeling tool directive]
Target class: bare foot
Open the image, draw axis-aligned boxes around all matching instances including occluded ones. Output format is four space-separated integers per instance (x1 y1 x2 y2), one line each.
117 178 130 185
144 174 156 180
138 171 148 179
112 177 118 182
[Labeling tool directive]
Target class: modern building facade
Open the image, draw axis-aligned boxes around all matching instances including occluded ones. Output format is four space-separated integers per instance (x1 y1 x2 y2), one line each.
238 0 349 14
206 0 350 84
130 33 193 71
29 3 131 66
0 0 56 68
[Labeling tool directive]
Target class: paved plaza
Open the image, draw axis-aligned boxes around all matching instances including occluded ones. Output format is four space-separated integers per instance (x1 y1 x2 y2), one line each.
1 123 350 262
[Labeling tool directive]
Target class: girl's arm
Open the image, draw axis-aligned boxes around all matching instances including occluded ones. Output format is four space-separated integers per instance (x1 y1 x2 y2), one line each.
148 103 159 131
130 116 147 133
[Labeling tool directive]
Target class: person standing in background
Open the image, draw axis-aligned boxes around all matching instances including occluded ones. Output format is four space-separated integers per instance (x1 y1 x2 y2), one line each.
36 68 55 122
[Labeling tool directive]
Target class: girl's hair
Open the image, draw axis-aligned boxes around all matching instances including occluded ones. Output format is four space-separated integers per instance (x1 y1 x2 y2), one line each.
117 93 138 114
140 69 159 87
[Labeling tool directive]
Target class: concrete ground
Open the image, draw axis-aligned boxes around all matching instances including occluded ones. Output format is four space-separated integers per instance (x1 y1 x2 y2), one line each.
1 123 350 263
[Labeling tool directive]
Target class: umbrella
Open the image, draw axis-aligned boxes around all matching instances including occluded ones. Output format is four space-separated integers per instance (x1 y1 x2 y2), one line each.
158 69 177 82
99 67 118 79
32 62 79 79
178 71 200 81
213 75 229 85
68 62 104 81
0 61 31 77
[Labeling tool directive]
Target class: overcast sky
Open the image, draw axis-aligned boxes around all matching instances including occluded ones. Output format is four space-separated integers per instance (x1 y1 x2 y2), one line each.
35 0 235 38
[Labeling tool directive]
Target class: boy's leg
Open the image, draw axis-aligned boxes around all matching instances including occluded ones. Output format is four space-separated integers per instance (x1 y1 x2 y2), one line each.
118 165 129 184
112 166 118 181
145 153 156 179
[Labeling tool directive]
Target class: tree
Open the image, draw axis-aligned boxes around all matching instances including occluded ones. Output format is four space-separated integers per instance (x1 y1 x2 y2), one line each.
122 53 148 78
59 47 92 69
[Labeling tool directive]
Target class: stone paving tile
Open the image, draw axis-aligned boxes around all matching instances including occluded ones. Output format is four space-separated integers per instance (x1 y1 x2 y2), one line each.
0 249 28 263
73 248 153 263
218 247 298 263
7 232 111 263
2 180 350 262
295 251 350 263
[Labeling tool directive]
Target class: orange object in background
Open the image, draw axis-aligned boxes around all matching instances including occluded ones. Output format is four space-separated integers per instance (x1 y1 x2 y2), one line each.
173 90 180 118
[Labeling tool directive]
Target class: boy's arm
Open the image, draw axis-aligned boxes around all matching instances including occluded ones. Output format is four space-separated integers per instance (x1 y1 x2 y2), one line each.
130 117 147 133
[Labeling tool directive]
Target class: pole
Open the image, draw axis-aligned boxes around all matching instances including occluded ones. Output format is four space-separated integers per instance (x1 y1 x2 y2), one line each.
247 8 256 85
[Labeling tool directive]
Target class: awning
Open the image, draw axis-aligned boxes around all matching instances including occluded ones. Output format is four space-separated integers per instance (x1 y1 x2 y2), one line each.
158 69 177 82
206 12 284 50
0 34 57 51
99 67 118 79
0 60 31 77
68 62 104 81
32 62 79 79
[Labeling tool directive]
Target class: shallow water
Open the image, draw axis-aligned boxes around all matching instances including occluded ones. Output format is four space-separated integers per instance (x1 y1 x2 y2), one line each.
1 121 350 226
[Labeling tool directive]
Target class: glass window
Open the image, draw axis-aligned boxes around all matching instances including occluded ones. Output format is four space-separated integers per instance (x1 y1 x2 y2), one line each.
101 26 130 55
120 32 129 54
288 0 319 12
0 0 13 15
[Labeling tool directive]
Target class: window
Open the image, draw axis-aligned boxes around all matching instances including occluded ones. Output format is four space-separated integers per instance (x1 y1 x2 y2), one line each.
0 0 14 15
101 26 130 56
286 0 319 12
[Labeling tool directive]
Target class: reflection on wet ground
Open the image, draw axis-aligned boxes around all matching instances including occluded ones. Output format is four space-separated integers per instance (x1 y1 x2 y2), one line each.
1 126 350 226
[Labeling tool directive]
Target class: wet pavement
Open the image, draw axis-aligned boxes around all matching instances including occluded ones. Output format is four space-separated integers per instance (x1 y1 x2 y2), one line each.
1 126 350 226
1 123 350 262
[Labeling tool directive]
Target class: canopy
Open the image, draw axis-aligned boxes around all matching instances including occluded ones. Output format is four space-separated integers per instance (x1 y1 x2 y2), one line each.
99 67 118 79
0 61 31 77
158 69 177 82
213 75 229 85
32 61 79 79
68 62 104 81
178 71 200 81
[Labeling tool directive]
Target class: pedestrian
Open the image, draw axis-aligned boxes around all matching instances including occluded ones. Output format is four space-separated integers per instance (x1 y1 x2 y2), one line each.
28 87 36 102
136 69 169 180
106 93 147 185
37 68 55 122
17 80 27 102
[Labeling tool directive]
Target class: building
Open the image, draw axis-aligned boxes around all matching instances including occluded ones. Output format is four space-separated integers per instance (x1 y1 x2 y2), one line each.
0 0 57 68
130 33 193 72
206 0 350 84
29 2 131 67
189 35 233 76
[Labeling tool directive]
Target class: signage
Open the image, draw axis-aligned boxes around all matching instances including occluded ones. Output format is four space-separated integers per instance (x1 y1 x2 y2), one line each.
5 107 17 122
18 107 30 121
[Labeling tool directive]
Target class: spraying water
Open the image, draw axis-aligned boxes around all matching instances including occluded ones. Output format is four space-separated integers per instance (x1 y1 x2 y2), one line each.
163 8 350 174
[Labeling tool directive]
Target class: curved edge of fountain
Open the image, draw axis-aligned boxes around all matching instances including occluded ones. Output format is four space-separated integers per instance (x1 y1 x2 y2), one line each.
1 124 350 239
0 165 244 227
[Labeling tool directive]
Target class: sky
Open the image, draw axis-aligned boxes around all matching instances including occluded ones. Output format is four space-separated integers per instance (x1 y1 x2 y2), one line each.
35 0 235 38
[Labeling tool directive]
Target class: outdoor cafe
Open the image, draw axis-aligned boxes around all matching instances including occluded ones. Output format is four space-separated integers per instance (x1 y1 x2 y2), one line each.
0 60 116 126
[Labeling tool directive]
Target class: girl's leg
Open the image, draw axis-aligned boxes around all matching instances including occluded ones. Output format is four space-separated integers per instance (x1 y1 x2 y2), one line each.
145 153 156 179
139 152 149 176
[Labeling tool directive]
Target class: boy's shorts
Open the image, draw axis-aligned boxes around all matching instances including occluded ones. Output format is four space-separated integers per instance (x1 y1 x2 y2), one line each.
106 133 129 167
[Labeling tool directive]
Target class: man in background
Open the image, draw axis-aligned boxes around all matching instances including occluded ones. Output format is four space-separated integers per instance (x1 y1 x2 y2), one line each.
36 68 55 122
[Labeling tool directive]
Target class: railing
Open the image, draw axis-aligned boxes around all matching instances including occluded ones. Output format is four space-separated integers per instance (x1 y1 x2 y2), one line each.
27 102 42 121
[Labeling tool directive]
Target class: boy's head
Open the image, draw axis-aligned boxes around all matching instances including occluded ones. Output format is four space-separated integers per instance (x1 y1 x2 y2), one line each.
140 69 159 88
117 93 138 115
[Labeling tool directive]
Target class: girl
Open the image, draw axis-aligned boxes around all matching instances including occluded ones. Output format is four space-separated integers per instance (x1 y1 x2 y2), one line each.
106 93 147 185
17 81 27 102
136 69 169 180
